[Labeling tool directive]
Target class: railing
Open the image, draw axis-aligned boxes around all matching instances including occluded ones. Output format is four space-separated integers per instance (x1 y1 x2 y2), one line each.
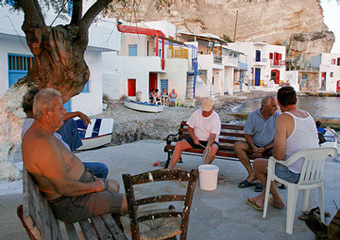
214 55 222 64
167 47 188 59
254 58 269 63
270 59 285 66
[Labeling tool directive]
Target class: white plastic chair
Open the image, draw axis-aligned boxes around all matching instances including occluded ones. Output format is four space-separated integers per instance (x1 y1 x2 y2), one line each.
262 147 338 234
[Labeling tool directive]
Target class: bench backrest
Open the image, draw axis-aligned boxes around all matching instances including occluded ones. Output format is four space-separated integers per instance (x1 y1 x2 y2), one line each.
178 121 246 145
22 169 62 240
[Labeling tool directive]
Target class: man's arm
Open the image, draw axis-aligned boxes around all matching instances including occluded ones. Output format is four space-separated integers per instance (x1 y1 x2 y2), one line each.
188 126 199 145
245 134 257 152
206 133 217 149
64 111 91 126
273 114 290 160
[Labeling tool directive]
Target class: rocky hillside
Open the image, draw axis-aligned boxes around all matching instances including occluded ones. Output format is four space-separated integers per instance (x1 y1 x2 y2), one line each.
106 0 334 63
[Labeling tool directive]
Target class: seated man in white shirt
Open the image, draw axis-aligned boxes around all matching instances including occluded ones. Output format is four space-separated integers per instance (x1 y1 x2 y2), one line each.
168 97 221 169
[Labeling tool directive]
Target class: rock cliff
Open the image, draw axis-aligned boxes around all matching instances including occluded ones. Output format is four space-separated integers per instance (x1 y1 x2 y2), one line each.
106 0 334 61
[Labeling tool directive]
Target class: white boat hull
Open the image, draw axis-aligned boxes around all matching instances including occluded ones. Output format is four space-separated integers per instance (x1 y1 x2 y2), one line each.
124 100 163 113
76 118 114 150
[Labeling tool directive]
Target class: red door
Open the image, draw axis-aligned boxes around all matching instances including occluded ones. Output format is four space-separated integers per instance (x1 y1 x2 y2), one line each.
271 70 280 84
149 72 157 92
337 80 340 92
128 79 136 96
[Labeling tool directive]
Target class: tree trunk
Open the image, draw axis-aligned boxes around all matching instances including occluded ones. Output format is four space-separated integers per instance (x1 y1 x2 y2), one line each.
0 0 113 181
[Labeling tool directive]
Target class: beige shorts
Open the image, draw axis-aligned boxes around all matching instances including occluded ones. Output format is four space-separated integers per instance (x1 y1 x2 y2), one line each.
49 169 123 223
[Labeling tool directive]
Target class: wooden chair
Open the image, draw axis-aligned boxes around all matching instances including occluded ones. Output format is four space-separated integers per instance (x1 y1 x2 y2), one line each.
120 169 198 240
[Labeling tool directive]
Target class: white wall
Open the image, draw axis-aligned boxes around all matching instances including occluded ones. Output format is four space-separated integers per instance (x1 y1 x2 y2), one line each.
72 51 104 116
224 67 234 95
115 56 163 102
286 71 300 91
160 58 188 103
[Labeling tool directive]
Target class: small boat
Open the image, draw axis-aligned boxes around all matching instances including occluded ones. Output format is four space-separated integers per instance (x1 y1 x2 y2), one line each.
123 99 163 113
76 118 114 150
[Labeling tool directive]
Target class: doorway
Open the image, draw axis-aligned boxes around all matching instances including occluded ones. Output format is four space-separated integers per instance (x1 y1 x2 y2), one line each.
149 72 158 93
271 70 280 84
255 68 261 86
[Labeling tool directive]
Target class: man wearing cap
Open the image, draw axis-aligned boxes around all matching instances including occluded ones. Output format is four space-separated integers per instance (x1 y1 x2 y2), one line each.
168 97 221 169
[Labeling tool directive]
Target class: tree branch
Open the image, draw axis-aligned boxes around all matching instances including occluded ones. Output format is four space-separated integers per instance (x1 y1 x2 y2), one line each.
20 0 46 32
80 0 113 29
70 0 83 25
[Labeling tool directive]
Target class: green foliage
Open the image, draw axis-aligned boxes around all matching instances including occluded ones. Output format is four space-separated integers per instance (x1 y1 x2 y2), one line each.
221 34 233 43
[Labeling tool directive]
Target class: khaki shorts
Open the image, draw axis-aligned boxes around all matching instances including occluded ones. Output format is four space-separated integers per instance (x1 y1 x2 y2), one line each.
49 169 123 223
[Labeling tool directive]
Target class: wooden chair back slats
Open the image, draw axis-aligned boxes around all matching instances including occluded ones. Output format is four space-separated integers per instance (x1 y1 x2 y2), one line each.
136 195 186 205
122 169 198 240
129 169 193 184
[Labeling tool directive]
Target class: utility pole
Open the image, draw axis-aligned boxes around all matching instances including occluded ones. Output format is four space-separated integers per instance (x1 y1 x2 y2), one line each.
233 10 238 42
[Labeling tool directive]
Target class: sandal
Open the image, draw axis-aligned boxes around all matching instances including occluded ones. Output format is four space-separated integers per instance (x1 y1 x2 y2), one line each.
254 183 264 192
238 179 256 188
299 207 331 221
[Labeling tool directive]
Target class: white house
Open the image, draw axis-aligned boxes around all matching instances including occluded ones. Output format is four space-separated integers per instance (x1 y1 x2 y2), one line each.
311 53 340 92
0 1 121 116
228 42 286 88
103 21 195 104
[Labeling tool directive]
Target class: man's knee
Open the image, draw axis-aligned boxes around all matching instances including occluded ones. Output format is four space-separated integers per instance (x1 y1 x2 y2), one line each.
107 179 120 193
175 140 190 151
234 141 250 154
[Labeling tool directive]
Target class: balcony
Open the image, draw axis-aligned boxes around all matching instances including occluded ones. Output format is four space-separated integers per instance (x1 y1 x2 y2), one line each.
214 55 222 64
270 59 285 67
222 55 238 67
253 58 269 66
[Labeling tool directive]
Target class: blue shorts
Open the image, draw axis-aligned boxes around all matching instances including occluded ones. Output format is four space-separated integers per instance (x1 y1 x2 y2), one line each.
275 163 300 184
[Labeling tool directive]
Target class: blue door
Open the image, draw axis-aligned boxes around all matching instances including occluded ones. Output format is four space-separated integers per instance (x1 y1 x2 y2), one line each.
160 79 168 94
255 68 261 86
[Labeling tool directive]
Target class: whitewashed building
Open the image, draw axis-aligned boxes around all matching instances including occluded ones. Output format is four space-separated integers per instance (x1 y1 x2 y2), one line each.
311 53 340 92
0 1 121 116
103 20 199 104
228 42 286 88
179 33 247 96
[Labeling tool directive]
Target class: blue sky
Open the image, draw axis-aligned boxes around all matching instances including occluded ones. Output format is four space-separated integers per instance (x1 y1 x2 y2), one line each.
321 0 340 53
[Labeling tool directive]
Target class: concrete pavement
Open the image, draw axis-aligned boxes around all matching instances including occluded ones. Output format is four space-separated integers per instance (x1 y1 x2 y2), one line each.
1 140 339 239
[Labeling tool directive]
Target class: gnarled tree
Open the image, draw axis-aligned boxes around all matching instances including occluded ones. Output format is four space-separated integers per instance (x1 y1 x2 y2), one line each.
0 0 114 180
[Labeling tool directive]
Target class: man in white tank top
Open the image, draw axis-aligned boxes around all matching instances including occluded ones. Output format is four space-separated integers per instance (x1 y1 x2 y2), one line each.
246 86 319 211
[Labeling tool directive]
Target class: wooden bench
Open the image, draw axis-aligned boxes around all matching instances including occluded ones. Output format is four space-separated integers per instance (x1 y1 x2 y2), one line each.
17 169 128 240
163 121 256 168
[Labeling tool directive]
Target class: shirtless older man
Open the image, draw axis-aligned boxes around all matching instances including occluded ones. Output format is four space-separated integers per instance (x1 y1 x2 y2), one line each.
22 89 127 223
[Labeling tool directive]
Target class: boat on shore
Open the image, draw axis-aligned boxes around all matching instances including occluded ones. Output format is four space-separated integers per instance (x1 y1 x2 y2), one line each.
123 99 163 113
76 118 114 150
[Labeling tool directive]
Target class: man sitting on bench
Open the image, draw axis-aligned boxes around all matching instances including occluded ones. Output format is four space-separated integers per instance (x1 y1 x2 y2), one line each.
22 89 128 223
168 97 221 169
233 96 280 192
22 88 109 179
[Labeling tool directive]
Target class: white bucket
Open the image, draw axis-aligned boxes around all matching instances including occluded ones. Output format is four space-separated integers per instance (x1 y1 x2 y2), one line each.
198 164 219 191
